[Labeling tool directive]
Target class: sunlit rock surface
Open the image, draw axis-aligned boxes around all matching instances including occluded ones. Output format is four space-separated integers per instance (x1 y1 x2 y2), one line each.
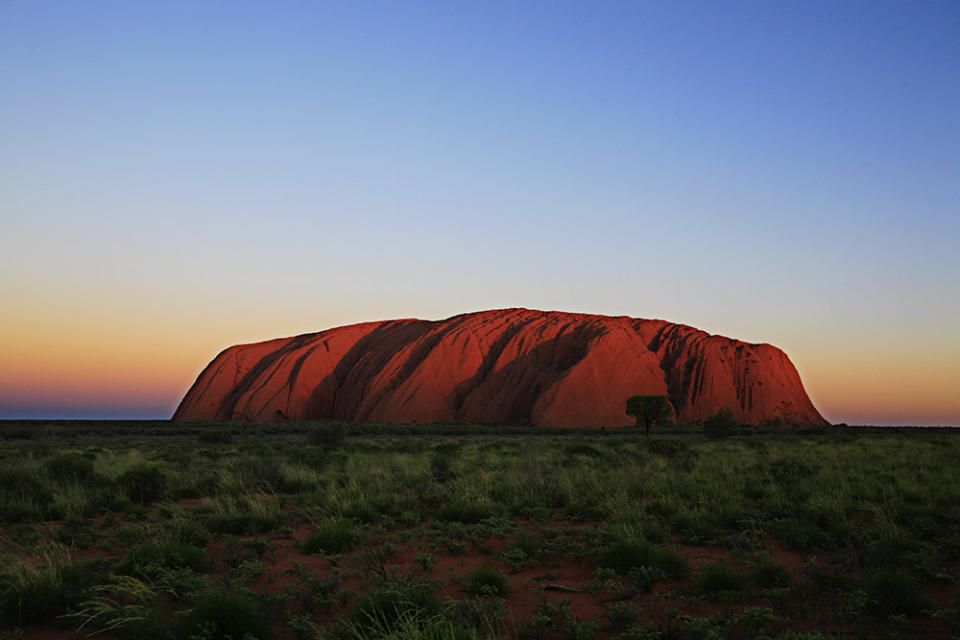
174 309 827 427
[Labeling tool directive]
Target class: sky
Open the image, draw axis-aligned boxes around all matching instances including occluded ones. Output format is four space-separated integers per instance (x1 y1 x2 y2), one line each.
1 1 957 425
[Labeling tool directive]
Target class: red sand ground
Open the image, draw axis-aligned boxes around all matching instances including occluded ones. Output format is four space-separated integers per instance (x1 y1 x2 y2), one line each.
6 499 957 639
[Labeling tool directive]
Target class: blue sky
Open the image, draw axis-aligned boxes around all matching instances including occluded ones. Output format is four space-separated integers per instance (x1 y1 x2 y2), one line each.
1 1 958 424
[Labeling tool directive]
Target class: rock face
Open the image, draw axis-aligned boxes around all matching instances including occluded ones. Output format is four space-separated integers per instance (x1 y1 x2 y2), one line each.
173 309 827 427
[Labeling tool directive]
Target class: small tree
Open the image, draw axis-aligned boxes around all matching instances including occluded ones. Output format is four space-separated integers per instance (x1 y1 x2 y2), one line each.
703 408 739 439
625 395 674 436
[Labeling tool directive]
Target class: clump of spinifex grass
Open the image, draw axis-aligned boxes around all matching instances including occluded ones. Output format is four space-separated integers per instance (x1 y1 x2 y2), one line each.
463 564 511 597
175 585 271 640
0 544 72 626
117 465 167 504
68 575 173 640
44 453 98 484
339 574 511 640
436 499 495 524
0 465 50 523
301 518 363 555
599 539 688 579
202 493 284 535
861 568 932 617
697 561 751 601
0 544 108 628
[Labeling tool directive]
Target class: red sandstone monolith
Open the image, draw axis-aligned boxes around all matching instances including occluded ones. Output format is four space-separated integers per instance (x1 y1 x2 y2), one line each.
173 309 827 427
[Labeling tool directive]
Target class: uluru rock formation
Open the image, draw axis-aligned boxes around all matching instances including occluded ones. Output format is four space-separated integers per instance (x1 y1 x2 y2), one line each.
174 309 827 427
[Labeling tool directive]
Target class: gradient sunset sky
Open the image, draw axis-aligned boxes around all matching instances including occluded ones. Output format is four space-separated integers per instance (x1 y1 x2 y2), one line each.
1 2 957 425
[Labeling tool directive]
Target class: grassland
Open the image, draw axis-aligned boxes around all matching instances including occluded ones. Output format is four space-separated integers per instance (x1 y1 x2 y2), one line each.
0 420 957 639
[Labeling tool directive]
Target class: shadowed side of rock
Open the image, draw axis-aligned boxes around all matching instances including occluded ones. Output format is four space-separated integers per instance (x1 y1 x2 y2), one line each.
173 308 828 427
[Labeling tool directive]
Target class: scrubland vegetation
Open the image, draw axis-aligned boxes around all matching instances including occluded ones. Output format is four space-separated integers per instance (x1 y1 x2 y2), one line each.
0 420 957 639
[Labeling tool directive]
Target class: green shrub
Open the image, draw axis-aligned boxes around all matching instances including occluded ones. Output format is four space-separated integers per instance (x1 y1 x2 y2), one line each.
175 586 270 640
562 500 607 522
430 454 455 484
730 606 782 638
450 596 508 635
703 408 738 439
771 518 831 551
117 465 167 504
67 574 175 640
697 561 750 599
1 428 33 440
161 517 211 548
862 568 931 616
301 519 362 555
563 443 603 458
343 501 381 524
204 495 282 535
308 422 347 449
0 544 75 627
463 565 511 598
351 580 440 634
44 453 98 484
606 601 644 631
197 430 234 444
436 500 493 524
752 555 791 588
600 540 688 578
628 565 669 593
123 542 208 575
512 531 543 557
278 463 321 493
0 467 50 522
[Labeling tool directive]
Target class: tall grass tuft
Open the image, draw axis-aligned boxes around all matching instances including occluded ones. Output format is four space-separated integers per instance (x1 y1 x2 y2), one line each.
175 586 271 640
68 575 174 640
203 493 283 535
0 543 72 627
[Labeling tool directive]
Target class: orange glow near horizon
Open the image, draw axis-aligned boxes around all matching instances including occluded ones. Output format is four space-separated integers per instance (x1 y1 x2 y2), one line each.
3 304 958 425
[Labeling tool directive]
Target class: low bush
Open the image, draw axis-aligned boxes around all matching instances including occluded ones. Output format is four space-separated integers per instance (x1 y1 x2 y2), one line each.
436 500 494 524
308 422 347 449
703 408 739 439
117 465 167 504
771 518 831 551
600 540 688 578
463 565 511 598
0 544 75 627
175 586 270 640
697 561 750 599
122 542 208 576
44 453 98 484
861 568 931 617
606 601 644 631
430 454 455 484
628 565 669 593
301 519 362 555
197 429 234 444
204 495 283 535
0 467 50 522
563 442 603 458
350 580 440 635
67 574 175 640
752 555 791 588
278 463 321 493
512 531 543 557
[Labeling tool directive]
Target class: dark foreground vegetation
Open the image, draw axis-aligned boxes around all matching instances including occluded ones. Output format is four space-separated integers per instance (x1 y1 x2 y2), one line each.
0 420 958 640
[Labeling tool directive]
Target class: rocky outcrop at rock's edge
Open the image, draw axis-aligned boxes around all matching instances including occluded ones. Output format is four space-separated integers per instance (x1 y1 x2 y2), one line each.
173 309 828 427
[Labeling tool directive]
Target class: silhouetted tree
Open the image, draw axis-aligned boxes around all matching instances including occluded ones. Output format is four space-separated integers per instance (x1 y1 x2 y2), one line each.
625 395 674 436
